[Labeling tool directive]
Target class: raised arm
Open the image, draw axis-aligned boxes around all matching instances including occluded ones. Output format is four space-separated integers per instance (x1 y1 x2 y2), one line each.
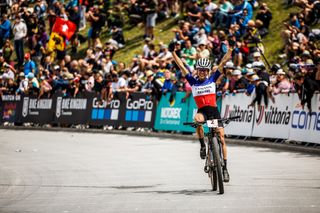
172 50 190 77
217 48 233 72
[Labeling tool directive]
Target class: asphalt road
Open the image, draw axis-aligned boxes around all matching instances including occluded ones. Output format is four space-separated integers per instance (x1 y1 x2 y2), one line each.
0 130 319 213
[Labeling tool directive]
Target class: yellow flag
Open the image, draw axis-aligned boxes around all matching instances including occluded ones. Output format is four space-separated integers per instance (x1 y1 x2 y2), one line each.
47 32 65 52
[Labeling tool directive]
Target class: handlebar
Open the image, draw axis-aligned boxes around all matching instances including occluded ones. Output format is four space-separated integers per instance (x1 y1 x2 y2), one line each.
183 116 241 128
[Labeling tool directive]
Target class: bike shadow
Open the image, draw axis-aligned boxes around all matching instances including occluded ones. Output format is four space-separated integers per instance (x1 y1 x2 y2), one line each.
135 189 218 196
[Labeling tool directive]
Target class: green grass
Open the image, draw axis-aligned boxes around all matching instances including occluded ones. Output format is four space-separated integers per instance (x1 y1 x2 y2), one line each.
76 1 307 67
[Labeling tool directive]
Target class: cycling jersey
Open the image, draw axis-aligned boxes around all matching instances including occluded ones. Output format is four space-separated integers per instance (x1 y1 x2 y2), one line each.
185 71 220 108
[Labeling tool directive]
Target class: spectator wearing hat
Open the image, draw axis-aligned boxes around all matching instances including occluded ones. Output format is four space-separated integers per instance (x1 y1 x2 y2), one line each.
272 69 292 95
141 70 156 95
248 74 269 107
26 72 40 95
193 28 208 47
196 41 210 59
23 53 36 76
13 16 27 67
231 69 249 93
252 61 270 85
252 51 263 63
142 37 152 59
16 72 28 94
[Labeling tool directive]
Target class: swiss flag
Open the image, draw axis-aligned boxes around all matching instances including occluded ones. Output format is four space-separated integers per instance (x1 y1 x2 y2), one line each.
52 17 76 40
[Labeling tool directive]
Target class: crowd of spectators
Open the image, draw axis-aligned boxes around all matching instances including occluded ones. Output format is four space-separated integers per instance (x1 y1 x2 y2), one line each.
0 0 319 115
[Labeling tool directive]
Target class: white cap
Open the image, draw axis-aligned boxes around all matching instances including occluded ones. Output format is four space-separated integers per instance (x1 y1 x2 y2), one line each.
54 65 60 70
252 61 264 69
225 61 234 69
253 51 261 57
246 68 255 75
276 69 286 75
251 75 260 81
232 69 242 75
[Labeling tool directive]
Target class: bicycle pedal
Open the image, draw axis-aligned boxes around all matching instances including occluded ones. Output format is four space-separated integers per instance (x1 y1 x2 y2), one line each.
204 166 210 173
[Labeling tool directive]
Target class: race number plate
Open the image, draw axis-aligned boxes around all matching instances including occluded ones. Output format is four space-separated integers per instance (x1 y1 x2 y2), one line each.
207 119 219 128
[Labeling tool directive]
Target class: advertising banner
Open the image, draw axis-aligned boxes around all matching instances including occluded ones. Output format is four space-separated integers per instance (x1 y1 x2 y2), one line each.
121 93 156 128
15 95 55 124
0 95 21 123
154 92 189 131
289 94 320 144
88 92 126 126
53 92 94 125
220 93 254 136
251 94 293 139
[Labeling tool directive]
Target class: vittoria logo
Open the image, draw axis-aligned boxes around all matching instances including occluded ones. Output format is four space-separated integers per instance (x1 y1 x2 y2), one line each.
223 105 253 123
256 106 291 126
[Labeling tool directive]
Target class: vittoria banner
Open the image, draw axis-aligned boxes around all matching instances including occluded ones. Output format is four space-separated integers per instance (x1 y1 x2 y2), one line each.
251 94 293 139
220 93 255 136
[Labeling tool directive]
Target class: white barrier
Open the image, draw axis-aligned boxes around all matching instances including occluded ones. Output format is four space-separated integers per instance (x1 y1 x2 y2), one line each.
221 93 320 144
251 94 292 139
288 94 320 144
220 93 254 136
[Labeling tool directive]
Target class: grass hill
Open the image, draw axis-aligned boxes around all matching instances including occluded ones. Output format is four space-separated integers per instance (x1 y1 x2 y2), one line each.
77 1 308 67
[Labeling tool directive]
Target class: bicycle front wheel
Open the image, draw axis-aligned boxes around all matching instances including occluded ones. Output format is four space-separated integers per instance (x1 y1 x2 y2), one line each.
213 137 224 194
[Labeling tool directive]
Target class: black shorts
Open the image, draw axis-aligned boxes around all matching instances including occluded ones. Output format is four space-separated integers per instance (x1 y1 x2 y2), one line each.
197 106 223 127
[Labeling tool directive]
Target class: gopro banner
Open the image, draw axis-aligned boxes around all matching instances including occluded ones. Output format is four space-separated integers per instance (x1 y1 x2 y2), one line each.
122 93 156 128
53 92 94 124
0 95 22 123
154 92 190 132
89 92 126 126
16 95 55 124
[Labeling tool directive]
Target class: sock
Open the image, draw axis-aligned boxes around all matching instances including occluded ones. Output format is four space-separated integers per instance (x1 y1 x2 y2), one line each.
224 159 227 170
199 138 205 147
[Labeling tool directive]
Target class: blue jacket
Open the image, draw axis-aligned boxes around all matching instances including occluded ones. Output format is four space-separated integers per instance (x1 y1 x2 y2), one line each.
0 20 11 39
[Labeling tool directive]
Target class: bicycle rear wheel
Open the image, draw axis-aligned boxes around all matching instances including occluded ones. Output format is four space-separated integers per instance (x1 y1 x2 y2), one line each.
213 137 224 194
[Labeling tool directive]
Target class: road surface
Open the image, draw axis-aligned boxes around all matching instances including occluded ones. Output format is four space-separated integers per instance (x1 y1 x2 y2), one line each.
0 130 319 213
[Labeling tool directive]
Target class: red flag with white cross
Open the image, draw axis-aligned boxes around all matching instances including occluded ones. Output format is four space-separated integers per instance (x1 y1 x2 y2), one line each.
52 17 76 40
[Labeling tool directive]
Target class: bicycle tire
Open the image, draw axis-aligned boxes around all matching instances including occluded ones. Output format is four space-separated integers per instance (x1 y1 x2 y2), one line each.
207 147 217 191
213 137 224 194
210 167 217 191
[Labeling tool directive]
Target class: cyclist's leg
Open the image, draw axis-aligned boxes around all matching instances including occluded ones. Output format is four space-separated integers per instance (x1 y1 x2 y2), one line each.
216 127 226 161
194 113 206 159
194 112 205 139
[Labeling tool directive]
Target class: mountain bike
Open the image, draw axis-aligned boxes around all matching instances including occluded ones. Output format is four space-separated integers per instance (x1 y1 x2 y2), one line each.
184 116 240 194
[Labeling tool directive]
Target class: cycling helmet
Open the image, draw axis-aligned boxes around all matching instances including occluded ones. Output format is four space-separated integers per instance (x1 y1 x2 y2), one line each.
195 58 212 70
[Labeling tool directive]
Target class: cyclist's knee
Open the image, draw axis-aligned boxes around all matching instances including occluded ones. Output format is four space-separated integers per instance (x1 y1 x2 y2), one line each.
194 113 205 123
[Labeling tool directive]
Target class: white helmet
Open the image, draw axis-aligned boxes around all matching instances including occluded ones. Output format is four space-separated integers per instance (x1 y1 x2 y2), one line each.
195 58 212 70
